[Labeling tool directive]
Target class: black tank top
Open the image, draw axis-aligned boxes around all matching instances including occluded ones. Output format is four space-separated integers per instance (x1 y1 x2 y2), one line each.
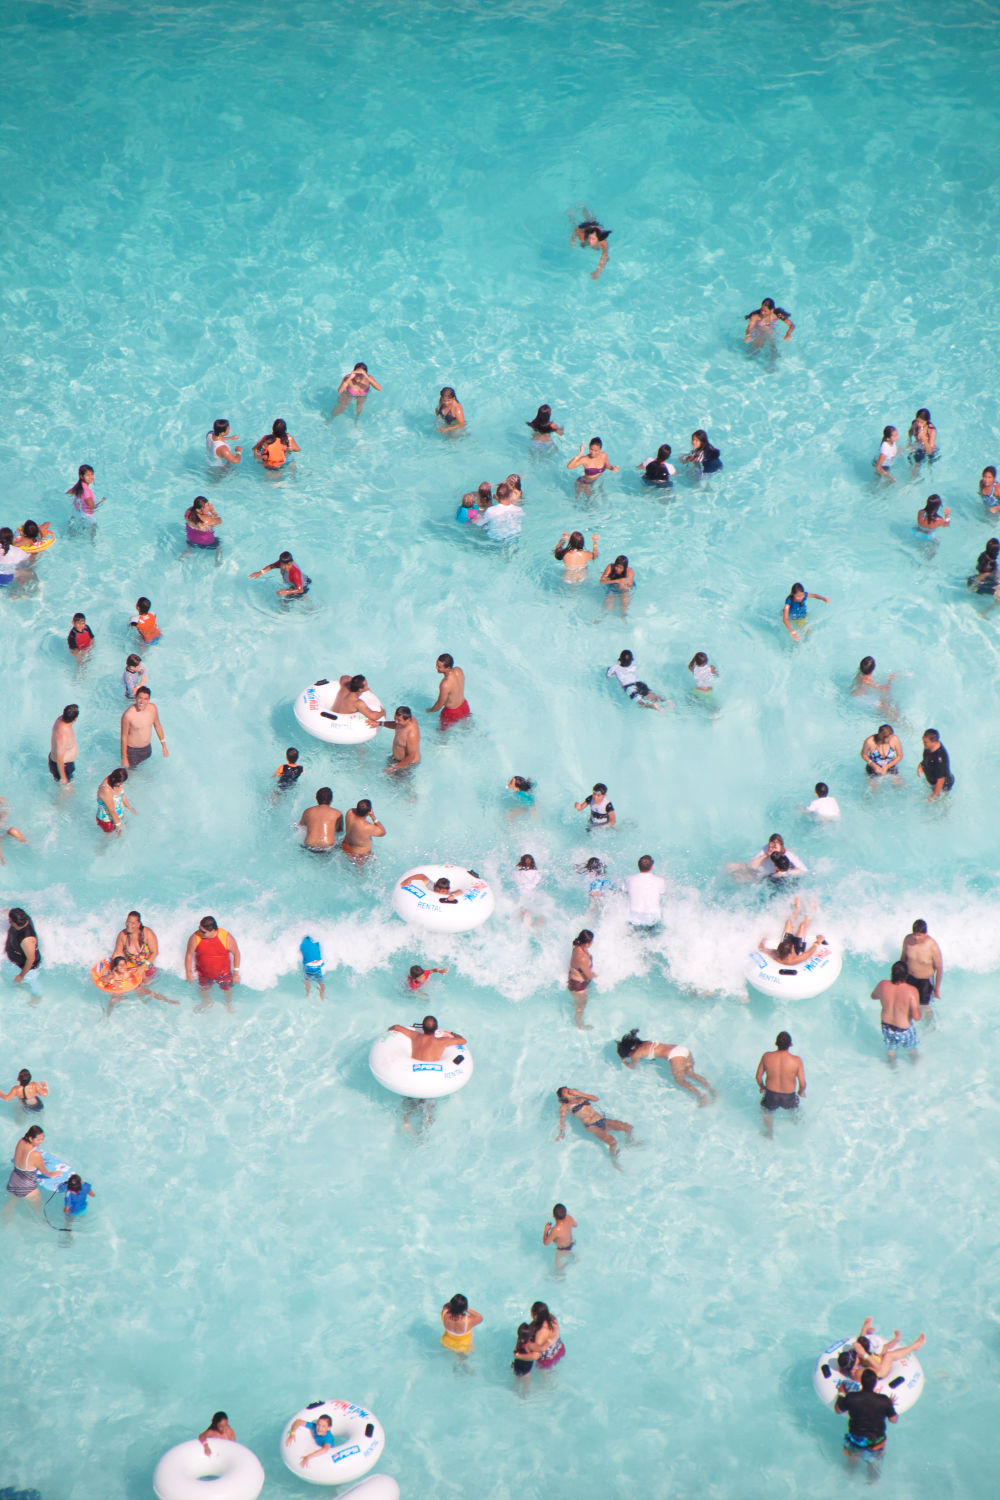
5 918 40 970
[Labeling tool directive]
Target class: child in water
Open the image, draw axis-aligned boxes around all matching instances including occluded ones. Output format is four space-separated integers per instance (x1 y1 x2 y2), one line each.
543 1202 578 1273
300 936 325 1000
63 1173 94 1224
688 651 718 691
407 964 449 992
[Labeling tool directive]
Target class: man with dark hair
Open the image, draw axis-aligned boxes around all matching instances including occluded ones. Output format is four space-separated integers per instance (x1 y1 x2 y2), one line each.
427 653 470 726
298 788 343 850
755 1032 805 1135
341 799 386 860
120 686 168 769
5 908 41 995
382 706 420 773
871 962 921 1063
49 704 79 785
389 1014 466 1061
900 919 943 1007
835 1367 897 1463
917 728 953 799
625 854 666 928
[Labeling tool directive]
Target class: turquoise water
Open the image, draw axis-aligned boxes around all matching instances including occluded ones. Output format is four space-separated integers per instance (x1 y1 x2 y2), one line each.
2 0 999 1495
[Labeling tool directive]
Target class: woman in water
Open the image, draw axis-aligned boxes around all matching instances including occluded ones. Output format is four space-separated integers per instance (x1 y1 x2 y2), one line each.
907 409 937 468
681 430 723 474
979 466 1000 514
567 436 617 484
600 555 634 614
852 656 896 709
570 214 611 279
782 581 829 642
0 529 29 588
111 910 177 1008
916 494 949 532
332 361 381 420
565 931 596 1029
252 418 299 469
0 1068 48 1112
969 538 1000 596
526 405 563 443
873 425 898 481
555 1086 633 1157
511 1322 540 1392
860 724 904 779
66 464 106 521
96 767 134 834
440 1293 483 1362
435 387 465 433
617 1029 716 1104
744 297 794 341
5 1124 62 1215
639 443 675 486
528 1302 566 1372
554 530 599 576
513 853 544 926
184 495 222 549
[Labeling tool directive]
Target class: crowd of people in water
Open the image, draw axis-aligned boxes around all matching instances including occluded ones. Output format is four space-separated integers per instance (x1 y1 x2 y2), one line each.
4 254 975 1471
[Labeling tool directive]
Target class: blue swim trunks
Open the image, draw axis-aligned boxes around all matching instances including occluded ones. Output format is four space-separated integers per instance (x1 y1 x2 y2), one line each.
882 1021 918 1050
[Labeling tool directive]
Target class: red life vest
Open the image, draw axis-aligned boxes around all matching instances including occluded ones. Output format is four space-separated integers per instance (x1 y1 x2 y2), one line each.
193 928 232 980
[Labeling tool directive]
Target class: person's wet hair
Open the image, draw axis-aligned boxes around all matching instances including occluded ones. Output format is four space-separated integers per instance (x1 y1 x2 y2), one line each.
912 919 927 934
923 728 939 743
890 960 909 982
616 1028 642 1059
212 419 230 436
923 494 943 520
770 852 791 873
585 857 604 874
446 1293 468 1316
421 1016 438 1033
354 799 372 816
860 1368 877 1391
200 916 218 932
859 656 876 675
516 853 537 869
408 964 424 980
618 650 634 666
23 1125 43 1142
432 878 451 892
511 775 533 792
66 1173 82 1193
881 425 896 442
775 936 796 958
573 929 594 946
136 596 152 613
8 908 30 927
437 653 454 669
637 855 653 872
316 787 333 805
814 782 829 797
348 674 366 692
107 768 128 788
776 1031 792 1050
553 1203 567 1220
592 783 608 795
69 464 95 499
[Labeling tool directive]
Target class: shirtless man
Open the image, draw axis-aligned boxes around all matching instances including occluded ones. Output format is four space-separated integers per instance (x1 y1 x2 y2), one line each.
341 799 386 860
426 653 470 727
332 673 384 725
49 704 79 786
381 705 420 773
389 1014 467 1061
120 687 168 769
899 919 943 1007
755 1031 806 1136
298 788 343 850
871 962 921 1064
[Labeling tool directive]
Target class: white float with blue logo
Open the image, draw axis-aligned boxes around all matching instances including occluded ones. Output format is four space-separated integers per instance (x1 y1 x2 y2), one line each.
392 864 494 933
813 1334 924 1413
280 1400 385 1486
40 1150 74 1192
293 680 380 744
744 940 842 999
153 1439 265 1500
369 1029 473 1099
336 1479 400 1500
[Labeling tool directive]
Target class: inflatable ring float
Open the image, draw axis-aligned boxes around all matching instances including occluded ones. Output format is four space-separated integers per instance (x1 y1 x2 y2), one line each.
91 959 145 995
281 1400 385 1486
813 1334 924 1414
369 1029 473 1099
744 941 842 999
393 864 495 933
293 680 382 744
153 1439 265 1500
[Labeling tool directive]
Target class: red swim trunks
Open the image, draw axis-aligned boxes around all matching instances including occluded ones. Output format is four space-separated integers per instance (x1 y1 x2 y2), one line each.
440 700 471 726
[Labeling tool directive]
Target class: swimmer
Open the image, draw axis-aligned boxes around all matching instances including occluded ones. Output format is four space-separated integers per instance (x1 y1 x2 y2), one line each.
298 788 343 851
109 909 177 1008
205 419 241 467
730 832 807 882
96 955 138 998
252 418 299 468
285 1414 338 1468
688 651 718 691
616 1029 715 1105
968 537 1000 596
184 916 240 1008
782 581 829 642
638 443 675 486
570 213 611 279
331 673 384 724
380 705 420 773
389 1014 466 1060
874 425 898 481
606 649 670 711
5 908 41 997
199 1413 237 1456
527 404 564 442
744 296 794 341
0 1068 48 1112
300 936 325 1000
440 1294 483 1361
427 653 470 727
681 430 723 474
918 727 953 799
96 768 134 834
899 919 942 1006
0 529 29 587
66 464 106 519
273 747 304 790
916 493 949 531
341 799 386 860
581 856 613 904
0 798 27 864
567 437 617 483
513 854 544 925
511 1323 540 1393
852 656 897 707
566 930 596 1028
835 1368 898 1464
4 1125 62 1216
600 555 634 614
14 519 54 556
555 1086 632 1157
332 361 381 420
406 964 448 992
455 491 479 523
849 1318 926 1380
755 1031 805 1137
130 597 162 643
758 896 828 965
120 687 168 770
979 465 1000 514
66 612 95 657
435 386 465 433
805 781 840 819
248 551 310 598
62 1173 93 1224
543 1203 578 1272
871 962 921 1065
507 776 536 820
122 654 147 698
907 408 937 468
480 483 522 540
861 723 903 779
184 495 222 549
403 873 466 902
554 530 599 574
48 705 79 786
624 854 666 928
574 782 615 829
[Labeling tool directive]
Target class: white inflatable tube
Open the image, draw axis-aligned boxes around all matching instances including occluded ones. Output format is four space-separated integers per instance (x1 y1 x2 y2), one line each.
294 680 381 744
153 1440 265 1500
813 1335 924 1414
393 865 495 933
744 941 842 999
369 1029 473 1099
281 1400 385 1486
336 1479 400 1500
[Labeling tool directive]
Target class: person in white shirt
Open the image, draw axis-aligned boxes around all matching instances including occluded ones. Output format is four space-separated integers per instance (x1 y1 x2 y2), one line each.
605 650 670 713
625 855 667 927
481 482 522 540
806 781 840 820
729 833 807 883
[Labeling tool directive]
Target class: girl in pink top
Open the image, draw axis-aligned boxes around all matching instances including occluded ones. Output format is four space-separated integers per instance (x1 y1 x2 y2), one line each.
67 464 106 520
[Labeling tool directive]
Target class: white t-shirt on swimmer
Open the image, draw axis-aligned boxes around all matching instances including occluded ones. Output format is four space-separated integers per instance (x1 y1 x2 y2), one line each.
358 689 383 717
607 661 639 689
625 871 667 925
878 440 897 464
643 455 677 475
482 503 522 539
807 795 840 820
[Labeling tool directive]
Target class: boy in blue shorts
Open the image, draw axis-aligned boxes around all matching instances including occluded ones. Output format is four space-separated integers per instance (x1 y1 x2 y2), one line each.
300 935 325 1000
